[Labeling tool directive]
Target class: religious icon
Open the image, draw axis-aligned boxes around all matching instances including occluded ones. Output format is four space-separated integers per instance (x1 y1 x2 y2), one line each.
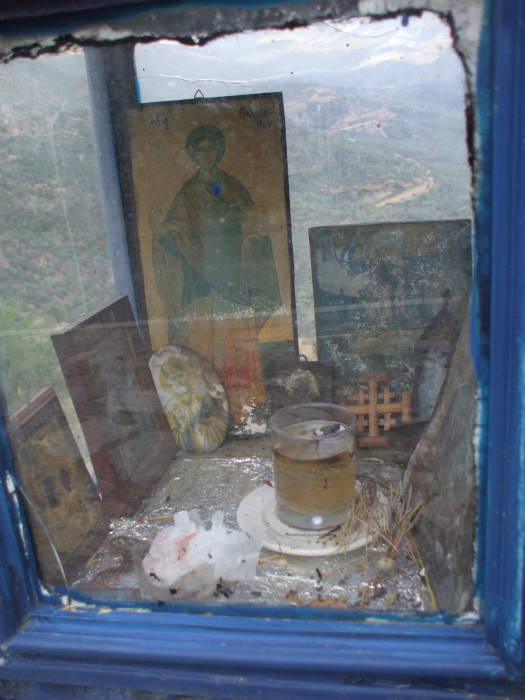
149 344 229 454
310 220 471 417
7 387 110 585
51 296 176 516
127 94 295 432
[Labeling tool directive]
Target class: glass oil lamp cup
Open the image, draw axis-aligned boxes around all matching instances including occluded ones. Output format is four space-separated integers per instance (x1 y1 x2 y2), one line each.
270 403 357 530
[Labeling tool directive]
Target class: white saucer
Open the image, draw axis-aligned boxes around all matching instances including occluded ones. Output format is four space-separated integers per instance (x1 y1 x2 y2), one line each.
237 483 383 557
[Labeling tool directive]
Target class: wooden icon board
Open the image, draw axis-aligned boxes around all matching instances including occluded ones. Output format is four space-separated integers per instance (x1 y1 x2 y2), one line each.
126 93 296 433
51 296 177 517
310 220 471 407
8 386 110 587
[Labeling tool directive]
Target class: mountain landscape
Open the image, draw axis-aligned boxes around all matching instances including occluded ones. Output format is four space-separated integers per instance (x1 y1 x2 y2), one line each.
0 51 114 413
0 13 471 415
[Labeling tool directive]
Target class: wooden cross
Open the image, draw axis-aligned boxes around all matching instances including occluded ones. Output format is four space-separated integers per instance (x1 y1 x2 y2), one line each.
344 372 412 447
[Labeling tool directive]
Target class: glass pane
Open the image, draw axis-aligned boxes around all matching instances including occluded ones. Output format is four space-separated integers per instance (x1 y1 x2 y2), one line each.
1 12 476 615
136 14 470 357
0 50 116 471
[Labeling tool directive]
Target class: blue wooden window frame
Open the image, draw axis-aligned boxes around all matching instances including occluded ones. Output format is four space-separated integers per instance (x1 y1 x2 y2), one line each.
1 0 524 696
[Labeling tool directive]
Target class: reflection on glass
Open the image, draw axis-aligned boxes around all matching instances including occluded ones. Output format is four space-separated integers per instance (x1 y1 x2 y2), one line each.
136 12 471 356
1 13 475 615
0 50 115 469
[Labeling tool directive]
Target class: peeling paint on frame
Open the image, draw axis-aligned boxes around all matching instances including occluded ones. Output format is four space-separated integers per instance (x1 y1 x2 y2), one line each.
0 0 524 695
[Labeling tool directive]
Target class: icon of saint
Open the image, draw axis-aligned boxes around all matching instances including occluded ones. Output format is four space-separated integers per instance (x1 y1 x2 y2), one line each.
153 124 280 427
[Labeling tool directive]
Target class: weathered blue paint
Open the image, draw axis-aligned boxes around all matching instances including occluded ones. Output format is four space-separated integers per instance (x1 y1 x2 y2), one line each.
469 0 493 634
0 412 38 640
0 605 511 697
474 0 525 680
0 0 524 696
44 586 463 623
1 679 519 700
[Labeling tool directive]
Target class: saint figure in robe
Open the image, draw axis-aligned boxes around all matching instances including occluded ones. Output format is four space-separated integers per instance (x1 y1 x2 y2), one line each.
153 123 280 426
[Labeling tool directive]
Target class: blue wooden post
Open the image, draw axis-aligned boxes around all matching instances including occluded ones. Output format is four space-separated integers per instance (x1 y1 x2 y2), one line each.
0 411 37 640
476 0 525 678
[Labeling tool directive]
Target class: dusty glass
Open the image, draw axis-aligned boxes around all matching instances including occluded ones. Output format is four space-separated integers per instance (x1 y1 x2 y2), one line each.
0 11 475 614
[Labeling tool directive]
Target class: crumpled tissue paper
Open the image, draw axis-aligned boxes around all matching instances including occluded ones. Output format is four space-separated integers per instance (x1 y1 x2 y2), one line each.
140 509 261 601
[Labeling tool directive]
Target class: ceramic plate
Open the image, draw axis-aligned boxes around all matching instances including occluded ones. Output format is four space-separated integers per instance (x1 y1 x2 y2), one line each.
237 483 386 557
149 345 229 453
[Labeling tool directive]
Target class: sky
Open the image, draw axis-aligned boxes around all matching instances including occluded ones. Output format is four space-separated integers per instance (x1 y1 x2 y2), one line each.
135 12 463 103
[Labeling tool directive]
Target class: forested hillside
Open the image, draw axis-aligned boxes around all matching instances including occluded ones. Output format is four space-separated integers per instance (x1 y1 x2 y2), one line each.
281 76 471 351
0 51 114 413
